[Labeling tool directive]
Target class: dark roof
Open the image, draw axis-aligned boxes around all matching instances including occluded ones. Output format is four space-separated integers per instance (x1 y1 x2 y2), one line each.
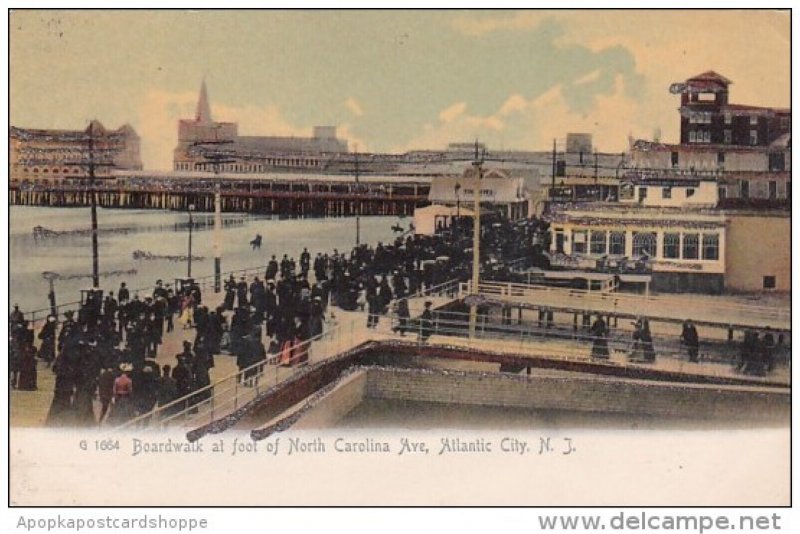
687 71 732 85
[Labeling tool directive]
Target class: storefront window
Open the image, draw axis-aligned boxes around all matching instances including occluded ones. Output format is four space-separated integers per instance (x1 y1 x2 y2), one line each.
683 233 699 259
609 232 626 255
702 234 719 260
590 231 607 255
572 230 588 254
663 233 680 259
632 232 656 257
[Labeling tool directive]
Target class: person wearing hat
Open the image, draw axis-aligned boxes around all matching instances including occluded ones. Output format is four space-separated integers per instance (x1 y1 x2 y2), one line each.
118 282 130 304
108 363 134 424
590 315 610 360
9 304 24 328
173 342 194 399
393 298 410 336
236 276 249 309
680 319 700 363
97 367 116 424
37 314 58 367
419 301 434 341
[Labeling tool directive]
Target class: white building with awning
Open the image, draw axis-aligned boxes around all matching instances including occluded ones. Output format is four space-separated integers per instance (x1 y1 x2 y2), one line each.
427 167 530 220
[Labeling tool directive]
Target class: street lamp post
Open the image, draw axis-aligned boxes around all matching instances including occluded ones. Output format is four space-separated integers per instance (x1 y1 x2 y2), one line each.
187 204 195 278
454 182 461 239
469 146 483 339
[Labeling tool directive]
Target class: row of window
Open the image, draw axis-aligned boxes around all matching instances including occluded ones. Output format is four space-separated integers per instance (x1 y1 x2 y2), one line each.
175 159 321 172
22 167 81 174
687 129 758 145
725 179 787 200
571 230 719 261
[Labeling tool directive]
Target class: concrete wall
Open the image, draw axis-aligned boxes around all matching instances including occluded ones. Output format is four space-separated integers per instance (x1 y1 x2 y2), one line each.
292 372 367 429
725 213 790 292
363 368 788 423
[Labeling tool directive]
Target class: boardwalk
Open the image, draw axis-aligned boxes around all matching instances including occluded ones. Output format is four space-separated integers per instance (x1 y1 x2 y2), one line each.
10 276 790 431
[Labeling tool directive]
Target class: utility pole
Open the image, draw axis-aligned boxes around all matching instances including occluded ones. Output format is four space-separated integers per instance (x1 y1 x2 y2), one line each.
187 204 195 278
594 149 599 184
551 138 557 188
354 145 361 247
469 141 484 339
88 122 100 289
189 133 234 292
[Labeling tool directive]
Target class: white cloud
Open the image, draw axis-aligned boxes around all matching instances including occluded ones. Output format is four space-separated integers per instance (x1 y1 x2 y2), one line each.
438 102 467 123
344 97 364 117
574 69 601 86
399 74 641 154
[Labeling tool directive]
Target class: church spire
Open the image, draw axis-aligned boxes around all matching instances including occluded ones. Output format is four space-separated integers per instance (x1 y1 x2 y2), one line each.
195 79 212 124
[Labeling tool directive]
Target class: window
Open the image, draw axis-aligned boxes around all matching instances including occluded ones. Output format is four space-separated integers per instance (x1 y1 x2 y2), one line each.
638 187 648 202
702 234 719 260
689 131 697 143
609 232 626 255
683 233 699 259
590 231 607 255
740 179 750 199
718 186 727 200
662 187 672 199
717 152 725 165
702 131 710 143
763 276 776 290
572 230 588 254
671 152 679 168
750 130 758 145
724 130 732 144
724 113 732 124
780 117 789 129
769 152 785 172
663 233 680 259
632 232 657 257
750 114 759 125
769 181 777 199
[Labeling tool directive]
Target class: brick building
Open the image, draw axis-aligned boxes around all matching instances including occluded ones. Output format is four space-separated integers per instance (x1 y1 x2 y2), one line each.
630 71 790 206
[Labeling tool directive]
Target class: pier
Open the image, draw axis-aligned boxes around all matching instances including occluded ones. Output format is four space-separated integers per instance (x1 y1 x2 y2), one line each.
9 172 431 217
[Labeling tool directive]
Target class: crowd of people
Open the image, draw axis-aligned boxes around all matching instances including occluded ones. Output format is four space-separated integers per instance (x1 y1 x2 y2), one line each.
9 215 546 427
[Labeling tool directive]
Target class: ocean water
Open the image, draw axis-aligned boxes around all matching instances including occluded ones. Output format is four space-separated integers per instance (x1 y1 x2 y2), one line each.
9 206 402 314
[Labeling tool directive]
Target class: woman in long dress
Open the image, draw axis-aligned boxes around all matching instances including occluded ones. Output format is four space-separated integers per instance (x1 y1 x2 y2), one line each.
590 315 610 359
107 365 135 424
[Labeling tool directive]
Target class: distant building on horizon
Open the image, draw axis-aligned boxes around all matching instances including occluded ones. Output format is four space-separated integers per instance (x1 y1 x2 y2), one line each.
172 81 348 173
9 120 142 185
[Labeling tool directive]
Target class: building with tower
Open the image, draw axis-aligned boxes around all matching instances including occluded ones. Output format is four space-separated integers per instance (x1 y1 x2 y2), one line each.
173 81 348 173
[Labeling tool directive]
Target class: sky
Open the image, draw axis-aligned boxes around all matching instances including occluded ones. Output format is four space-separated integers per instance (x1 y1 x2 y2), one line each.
9 9 790 170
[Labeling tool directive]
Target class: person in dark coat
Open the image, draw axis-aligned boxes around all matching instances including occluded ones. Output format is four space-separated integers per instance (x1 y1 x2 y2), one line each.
393 298 410 336
37 315 57 366
590 315 610 359
156 364 179 416
680 319 700 362
236 277 249 309
97 367 116 424
16 329 38 391
419 301 434 341
172 342 194 403
640 319 655 362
